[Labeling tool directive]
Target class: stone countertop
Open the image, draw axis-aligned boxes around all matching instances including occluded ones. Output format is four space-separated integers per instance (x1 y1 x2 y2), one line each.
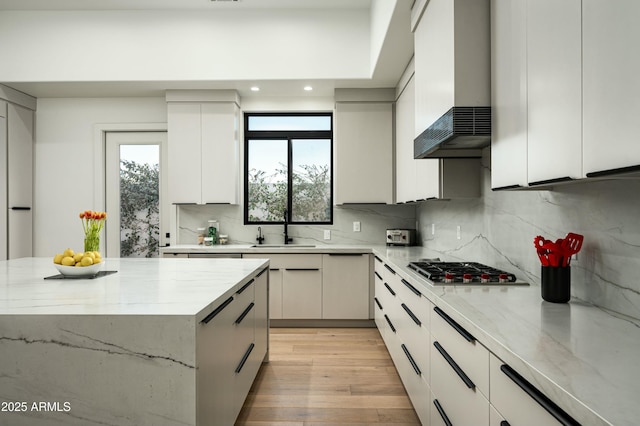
0 257 268 320
376 246 639 426
160 244 373 254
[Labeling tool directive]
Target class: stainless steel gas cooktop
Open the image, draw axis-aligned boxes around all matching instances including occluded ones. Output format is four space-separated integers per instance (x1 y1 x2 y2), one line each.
407 261 528 285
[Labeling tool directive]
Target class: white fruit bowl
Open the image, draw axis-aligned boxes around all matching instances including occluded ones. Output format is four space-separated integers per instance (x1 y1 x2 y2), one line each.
54 262 104 277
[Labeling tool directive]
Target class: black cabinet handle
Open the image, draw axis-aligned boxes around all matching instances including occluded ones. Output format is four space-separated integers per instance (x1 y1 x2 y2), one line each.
374 255 382 262
434 306 475 342
529 176 574 186
328 253 364 256
256 268 268 277
401 279 422 297
285 268 320 271
384 264 396 274
384 283 396 296
434 341 475 390
401 344 421 376
384 314 396 333
235 302 255 325
235 343 255 374
374 271 383 280
500 364 581 426
500 421 511 426
201 297 234 324
10 207 31 211
433 399 453 426
374 297 383 310
587 164 640 178
401 303 421 326
237 279 254 294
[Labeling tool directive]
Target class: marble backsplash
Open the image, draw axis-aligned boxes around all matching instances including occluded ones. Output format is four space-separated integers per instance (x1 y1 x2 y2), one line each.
416 150 640 321
177 203 417 247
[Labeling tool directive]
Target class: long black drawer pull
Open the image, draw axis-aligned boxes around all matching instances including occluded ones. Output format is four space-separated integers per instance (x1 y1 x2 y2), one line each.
401 344 421 376
374 297 383 310
384 264 396 274
383 283 396 296
374 271 383 280
236 279 255 294
434 341 475 390
401 279 422 297
500 421 511 426
235 343 255 374
11 206 31 211
401 303 421 326
201 296 234 324
500 364 581 426
286 268 320 271
433 399 453 426
384 314 396 333
434 306 475 342
235 302 255 325
256 268 268 277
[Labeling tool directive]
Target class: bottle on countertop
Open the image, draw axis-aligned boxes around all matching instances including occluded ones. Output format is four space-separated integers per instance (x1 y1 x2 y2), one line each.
196 227 206 245
208 220 219 245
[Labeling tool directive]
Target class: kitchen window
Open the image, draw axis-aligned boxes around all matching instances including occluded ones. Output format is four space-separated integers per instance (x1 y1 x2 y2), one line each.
244 112 333 224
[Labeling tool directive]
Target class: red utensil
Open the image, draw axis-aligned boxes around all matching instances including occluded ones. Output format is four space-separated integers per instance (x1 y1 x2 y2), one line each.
561 233 584 266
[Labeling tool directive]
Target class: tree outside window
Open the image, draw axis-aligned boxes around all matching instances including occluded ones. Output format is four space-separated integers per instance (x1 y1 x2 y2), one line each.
244 113 333 224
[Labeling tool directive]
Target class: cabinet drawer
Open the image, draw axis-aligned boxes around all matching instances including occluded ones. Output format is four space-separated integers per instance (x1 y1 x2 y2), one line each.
246 253 322 269
431 304 489 397
395 300 429 383
393 340 430 425
490 354 578 426
431 334 490 426
162 252 188 258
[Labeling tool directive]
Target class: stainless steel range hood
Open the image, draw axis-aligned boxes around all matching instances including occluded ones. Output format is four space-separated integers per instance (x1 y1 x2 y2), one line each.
414 106 491 158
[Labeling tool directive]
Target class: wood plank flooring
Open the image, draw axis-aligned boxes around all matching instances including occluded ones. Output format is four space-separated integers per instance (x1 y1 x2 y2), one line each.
235 328 420 426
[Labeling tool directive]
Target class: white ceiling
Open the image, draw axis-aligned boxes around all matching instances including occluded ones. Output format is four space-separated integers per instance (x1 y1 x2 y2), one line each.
0 0 372 11
0 0 414 98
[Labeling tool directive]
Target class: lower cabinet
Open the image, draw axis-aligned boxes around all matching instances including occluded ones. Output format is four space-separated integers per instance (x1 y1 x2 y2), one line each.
489 353 578 426
322 253 370 319
196 268 269 426
282 268 322 319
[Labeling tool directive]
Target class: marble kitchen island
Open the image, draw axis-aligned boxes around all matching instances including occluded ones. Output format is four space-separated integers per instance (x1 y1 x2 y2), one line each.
0 257 270 426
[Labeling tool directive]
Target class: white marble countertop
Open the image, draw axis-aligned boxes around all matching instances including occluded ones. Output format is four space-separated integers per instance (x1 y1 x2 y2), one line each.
375 246 640 426
0 257 269 319
161 244 374 254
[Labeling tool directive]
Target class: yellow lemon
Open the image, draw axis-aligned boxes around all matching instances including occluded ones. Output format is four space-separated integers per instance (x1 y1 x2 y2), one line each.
84 252 95 260
93 251 101 258
75 262 82 267
80 256 94 266
63 248 75 258
53 254 64 264
73 253 84 263
61 256 75 266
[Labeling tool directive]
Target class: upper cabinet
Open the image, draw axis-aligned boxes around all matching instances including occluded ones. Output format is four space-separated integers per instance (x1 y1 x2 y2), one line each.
526 0 582 185
492 0 640 188
582 0 640 177
334 89 394 205
167 91 240 205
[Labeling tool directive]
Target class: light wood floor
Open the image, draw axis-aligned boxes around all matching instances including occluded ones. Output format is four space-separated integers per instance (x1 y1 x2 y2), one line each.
235 328 420 426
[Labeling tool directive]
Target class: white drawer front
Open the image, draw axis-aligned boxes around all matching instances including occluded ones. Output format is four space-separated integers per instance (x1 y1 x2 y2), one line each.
490 354 570 426
431 304 489 397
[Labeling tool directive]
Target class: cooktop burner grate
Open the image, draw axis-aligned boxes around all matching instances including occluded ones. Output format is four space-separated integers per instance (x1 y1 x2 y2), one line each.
407 261 526 285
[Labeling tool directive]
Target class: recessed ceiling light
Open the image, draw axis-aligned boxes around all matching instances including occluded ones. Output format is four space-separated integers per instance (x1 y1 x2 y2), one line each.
304 86 313 91
250 86 260 92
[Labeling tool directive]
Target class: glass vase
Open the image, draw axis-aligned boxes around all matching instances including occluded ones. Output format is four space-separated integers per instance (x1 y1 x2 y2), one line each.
84 235 100 253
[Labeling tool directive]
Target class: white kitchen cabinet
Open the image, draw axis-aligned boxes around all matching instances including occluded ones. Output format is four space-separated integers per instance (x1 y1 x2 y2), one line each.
1 102 34 260
244 253 323 320
490 0 528 189
526 0 582 185
167 91 240 205
322 253 370 320
334 90 394 204
489 353 576 426
582 0 640 177
253 268 269 362
490 404 506 426
396 72 419 203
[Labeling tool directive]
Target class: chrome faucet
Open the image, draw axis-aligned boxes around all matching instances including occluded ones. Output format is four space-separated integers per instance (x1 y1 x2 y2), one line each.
283 209 293 245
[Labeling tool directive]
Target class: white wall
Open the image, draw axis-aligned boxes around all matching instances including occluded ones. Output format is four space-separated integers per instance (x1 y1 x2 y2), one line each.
34 97 167 256
0 9 370 83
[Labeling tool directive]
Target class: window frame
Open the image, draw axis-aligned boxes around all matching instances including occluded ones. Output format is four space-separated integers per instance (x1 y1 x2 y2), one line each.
243 112 333 225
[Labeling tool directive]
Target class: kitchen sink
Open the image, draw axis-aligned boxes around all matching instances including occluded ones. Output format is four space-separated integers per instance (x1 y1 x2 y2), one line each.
250 244 316 248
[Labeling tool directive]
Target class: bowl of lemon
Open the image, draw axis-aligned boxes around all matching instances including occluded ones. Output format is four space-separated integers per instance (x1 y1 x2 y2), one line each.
53 248 104 277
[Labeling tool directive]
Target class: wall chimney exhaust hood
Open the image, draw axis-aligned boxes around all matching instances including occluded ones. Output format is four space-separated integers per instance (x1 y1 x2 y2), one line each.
412 0 491 159
414 106 491 158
